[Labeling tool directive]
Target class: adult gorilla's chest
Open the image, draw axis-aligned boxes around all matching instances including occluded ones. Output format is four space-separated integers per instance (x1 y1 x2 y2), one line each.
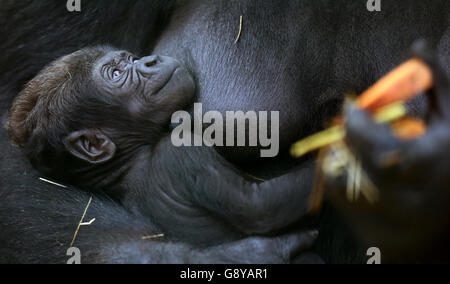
151 0 341 170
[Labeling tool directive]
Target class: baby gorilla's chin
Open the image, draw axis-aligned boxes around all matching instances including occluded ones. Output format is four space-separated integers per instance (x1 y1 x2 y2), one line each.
155 67 195 105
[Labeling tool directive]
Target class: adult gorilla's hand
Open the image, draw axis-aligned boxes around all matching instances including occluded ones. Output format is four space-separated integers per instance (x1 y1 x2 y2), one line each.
105 230 322 264
327 41 450 262
190 230 322 264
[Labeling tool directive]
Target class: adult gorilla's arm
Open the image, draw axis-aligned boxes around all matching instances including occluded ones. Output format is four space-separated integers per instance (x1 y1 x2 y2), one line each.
0 164 318 264
106 231 320 264
327 42 450 262
0 124 320 264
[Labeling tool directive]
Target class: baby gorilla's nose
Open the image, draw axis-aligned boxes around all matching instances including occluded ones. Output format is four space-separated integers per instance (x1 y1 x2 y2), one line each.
136 55 160 74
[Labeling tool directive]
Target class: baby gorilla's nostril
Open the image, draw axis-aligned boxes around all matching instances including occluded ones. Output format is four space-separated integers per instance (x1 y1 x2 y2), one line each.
136 55 160 75
145 59 157 68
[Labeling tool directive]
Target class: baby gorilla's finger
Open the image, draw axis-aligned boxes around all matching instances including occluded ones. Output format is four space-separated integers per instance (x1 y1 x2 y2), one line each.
411 40 450 122
345 107 402 171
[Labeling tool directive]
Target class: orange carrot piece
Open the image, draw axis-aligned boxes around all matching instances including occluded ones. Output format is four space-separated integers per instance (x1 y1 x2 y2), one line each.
356 59 433 113
391 117 427 140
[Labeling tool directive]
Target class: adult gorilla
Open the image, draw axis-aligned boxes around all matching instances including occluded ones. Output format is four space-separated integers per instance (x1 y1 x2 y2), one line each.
0 0 448 263
328 42 450 263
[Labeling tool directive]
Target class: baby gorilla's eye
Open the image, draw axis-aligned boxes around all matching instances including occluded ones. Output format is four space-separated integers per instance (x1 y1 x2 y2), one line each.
112 69 122 80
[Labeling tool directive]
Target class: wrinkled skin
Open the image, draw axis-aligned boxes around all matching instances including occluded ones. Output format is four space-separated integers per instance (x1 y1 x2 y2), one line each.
92 51 195 111
327 42 450 262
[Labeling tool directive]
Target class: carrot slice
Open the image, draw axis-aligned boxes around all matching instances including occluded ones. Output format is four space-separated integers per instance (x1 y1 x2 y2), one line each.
356 59 433 113
391 117 427 140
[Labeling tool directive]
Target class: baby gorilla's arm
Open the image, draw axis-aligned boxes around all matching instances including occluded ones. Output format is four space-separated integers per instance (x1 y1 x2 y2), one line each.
156 137 315 236
201 164 314 235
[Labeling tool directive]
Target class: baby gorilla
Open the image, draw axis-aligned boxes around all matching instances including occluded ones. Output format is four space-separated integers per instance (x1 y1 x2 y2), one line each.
8 47 315 246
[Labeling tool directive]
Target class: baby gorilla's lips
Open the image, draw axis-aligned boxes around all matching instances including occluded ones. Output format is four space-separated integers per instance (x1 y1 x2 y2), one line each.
152 66 180 96
150 66 194 101
138 55 194 102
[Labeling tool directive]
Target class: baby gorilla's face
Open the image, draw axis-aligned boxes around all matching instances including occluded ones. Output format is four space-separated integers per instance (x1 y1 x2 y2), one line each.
7 47 196 184
92 50 195 114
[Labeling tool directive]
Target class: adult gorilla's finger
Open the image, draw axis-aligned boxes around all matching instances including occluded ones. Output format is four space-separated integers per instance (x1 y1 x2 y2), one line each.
292 252 325 264
278 230 319 261
345 107 402 171
411 40 450 122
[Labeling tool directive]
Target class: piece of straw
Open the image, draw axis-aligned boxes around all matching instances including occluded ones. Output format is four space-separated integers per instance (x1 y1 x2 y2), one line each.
247 174 267 182
234 15 243 44
80 218 96 226
142 234 165 240
70 195 93 247
39 177 67 188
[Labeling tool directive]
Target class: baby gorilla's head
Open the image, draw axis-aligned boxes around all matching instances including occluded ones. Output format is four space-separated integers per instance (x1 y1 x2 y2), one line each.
8 46 195 187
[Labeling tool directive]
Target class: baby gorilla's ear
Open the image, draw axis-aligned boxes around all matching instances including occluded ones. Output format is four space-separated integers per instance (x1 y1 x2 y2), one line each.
64 130 116 164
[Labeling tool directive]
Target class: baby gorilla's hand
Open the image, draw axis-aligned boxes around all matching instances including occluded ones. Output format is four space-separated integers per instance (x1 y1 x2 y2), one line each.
326 41 450 262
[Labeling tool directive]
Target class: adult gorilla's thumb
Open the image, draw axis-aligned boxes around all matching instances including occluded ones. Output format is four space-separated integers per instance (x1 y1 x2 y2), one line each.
345 107 401 168
411 40 450 123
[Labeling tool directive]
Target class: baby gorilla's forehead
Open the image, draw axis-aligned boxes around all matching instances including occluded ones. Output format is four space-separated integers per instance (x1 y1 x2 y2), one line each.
62 47 114 69
95 50 134 66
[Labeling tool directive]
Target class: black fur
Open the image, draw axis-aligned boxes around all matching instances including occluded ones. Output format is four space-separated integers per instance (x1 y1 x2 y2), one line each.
0 127 322 264
0 0 448 263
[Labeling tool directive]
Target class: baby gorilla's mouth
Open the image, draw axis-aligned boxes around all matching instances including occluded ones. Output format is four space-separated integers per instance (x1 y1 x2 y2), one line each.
137 55 195 106
152 67 180 96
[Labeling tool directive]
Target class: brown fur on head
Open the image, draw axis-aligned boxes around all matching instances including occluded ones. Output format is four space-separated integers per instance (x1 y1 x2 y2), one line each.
7 45 194 189
6 47 117 186
8 47 109 149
